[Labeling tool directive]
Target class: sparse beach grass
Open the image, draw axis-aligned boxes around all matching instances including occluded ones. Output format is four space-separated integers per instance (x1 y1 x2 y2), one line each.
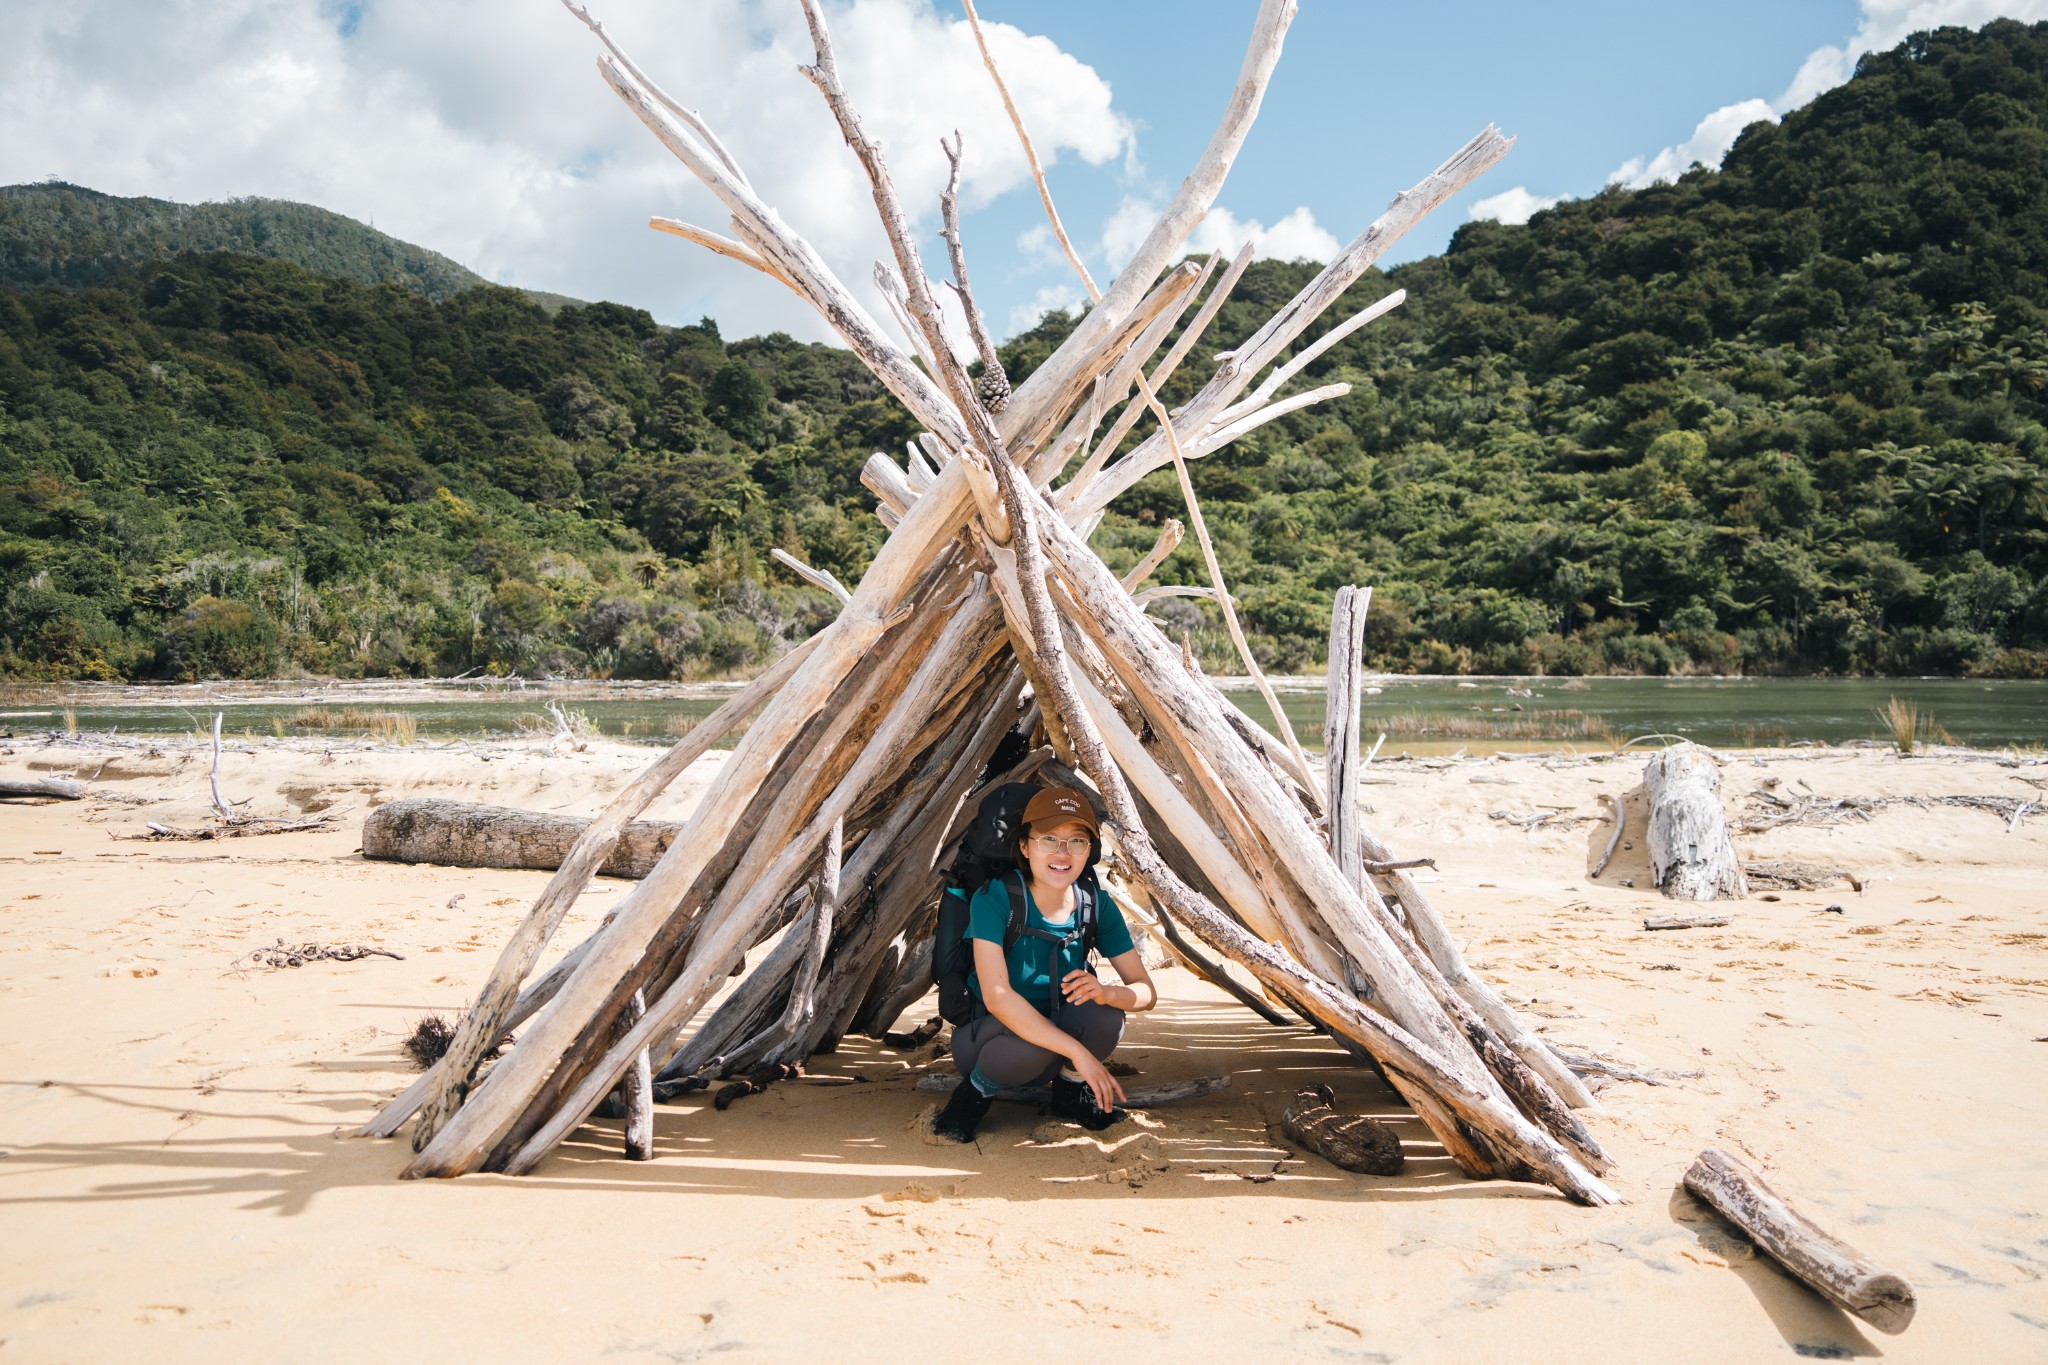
1374 709 1616 742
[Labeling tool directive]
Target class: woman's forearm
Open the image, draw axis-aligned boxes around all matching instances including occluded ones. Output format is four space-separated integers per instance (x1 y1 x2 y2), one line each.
1107 981 1156 1012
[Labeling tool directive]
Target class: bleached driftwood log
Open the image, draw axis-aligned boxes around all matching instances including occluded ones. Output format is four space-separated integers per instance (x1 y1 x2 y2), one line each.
0 776 84 800
1643 742 1748 901
363 799 681 879
1683 1148 1916 1334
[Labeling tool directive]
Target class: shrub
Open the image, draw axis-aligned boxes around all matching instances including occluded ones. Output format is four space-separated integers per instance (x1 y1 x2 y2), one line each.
156 595 277 679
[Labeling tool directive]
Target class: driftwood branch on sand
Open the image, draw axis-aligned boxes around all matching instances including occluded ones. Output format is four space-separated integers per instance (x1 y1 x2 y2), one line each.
1682 1147 1917 1335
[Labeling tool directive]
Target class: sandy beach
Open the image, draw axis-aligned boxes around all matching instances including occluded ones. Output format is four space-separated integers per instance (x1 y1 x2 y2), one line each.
2 731 2044 1361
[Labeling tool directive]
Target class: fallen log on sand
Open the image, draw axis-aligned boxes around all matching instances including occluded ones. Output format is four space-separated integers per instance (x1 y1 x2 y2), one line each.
362 798 679 879
0 776 84 800
1683 1148 1916 1335
1643 743 1747 901
1280 1083 1404 1175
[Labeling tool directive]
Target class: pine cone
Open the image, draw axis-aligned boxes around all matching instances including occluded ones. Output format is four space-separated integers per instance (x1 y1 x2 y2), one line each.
976 364 1012 414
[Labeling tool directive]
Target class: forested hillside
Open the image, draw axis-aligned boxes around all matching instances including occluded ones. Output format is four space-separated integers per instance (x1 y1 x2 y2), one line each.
0 184 496 303
3 21 2046 681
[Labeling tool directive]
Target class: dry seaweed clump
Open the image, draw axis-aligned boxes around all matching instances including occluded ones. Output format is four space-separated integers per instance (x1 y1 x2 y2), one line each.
404 1016 458 1070
404 1015 509 1071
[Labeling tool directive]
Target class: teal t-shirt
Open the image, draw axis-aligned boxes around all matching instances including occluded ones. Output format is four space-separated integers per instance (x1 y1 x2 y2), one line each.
962 873 1136 1009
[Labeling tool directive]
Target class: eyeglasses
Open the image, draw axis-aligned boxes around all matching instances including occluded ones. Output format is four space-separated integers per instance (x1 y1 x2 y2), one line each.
1031 834 1092 856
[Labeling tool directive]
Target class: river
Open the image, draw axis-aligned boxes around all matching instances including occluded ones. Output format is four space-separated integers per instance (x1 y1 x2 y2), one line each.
6 675 2042 753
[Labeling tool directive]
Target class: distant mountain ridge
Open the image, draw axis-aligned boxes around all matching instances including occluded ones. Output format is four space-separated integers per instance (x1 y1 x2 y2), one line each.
0 182 579 310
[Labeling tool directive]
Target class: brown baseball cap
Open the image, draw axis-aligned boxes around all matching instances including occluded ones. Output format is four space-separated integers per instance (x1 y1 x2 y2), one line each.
1021 785 1099 834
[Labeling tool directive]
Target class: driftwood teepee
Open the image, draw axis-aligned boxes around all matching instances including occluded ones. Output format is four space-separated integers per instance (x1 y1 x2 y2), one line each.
361 0 1620 1206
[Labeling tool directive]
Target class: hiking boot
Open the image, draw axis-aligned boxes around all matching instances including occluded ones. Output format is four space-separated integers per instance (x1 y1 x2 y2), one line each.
931 1077 992 1143
1050 1074 1126 1131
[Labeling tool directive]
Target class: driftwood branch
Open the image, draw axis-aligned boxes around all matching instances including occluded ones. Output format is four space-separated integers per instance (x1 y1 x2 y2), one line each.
955 0 1318 793
770 547 852 605
649 218 792 288
1644 913 1730 931
1119 519 1185 592
937 132 1008 412
1591 792 1626 877
1683 1148 1917 1335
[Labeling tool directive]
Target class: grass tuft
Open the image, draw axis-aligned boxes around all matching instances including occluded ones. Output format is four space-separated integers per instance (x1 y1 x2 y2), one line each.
369 712 418 746
1875 695 1942 753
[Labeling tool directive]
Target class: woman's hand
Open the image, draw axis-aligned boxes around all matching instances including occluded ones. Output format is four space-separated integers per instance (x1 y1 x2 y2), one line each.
1065 1046 1126 1112
1059 969 1119 1008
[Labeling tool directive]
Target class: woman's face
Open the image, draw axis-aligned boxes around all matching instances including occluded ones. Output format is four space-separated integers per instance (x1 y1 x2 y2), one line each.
1019 818 1092 892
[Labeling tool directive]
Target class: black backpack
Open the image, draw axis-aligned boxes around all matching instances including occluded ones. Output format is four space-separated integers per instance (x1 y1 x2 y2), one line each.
931 782 1099 1025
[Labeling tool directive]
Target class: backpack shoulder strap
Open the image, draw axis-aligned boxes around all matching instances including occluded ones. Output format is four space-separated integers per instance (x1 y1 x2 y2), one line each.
1075 881 1099 956
1002 872 1029 952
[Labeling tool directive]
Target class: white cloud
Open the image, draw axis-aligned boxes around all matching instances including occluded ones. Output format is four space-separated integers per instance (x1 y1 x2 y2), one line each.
1007 283 1086 335
1611 1 2048 189
1099 195 1161 273
1780 0 2048 107
1609 98 1778 189
0 0 1134 342
1467 186 1562 225
1100 197 1338 272
1188 205 1340 263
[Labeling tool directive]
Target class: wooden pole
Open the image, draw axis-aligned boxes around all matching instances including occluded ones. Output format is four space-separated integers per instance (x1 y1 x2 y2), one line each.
1324 585 1372 890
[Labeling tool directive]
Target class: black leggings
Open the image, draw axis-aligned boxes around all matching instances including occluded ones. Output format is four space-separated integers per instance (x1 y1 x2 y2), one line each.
950 1000 1124 1089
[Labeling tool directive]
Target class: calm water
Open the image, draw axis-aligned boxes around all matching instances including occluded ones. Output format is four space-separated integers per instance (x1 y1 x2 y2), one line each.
1252 675 2048 751
8 676 2044 752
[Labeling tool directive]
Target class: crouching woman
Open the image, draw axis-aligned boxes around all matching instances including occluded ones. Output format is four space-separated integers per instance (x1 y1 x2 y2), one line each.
933 787 1157 1142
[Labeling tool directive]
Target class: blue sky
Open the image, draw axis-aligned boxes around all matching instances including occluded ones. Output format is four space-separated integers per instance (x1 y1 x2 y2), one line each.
967 0 1857 263
2 1 2039 343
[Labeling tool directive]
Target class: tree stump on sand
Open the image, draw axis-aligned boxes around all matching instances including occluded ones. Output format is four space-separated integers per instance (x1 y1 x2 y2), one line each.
362 799 679 879
1642 744 1747 901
